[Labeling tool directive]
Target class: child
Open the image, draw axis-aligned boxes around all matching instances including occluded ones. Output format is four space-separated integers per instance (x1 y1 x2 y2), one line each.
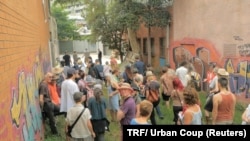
130 100 153 125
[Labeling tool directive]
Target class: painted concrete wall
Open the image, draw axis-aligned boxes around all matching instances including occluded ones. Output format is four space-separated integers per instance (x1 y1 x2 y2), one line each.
171 0 250 100
0 0 50 140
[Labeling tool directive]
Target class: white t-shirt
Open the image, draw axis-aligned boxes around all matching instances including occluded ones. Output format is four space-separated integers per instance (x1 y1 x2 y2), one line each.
60 79 79 112
175 66 188 87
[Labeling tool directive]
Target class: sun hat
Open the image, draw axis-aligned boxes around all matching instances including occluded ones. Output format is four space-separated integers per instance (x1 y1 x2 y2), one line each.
217 68 229 76
146 71 154 77
118 83 134 94
77 59 83 65
52 66 63 74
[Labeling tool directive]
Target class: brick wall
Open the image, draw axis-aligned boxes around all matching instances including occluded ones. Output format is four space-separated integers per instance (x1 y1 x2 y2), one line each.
0 0 50 140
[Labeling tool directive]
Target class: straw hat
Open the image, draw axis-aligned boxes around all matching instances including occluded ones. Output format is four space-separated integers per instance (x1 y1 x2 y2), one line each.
118 83 134 94
217 68 229 76
146 71 154 77
77 59 83 65
52 66 63 74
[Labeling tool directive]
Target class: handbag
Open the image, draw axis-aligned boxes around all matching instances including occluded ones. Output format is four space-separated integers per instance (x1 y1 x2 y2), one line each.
91 118 109 134
67 108 86 137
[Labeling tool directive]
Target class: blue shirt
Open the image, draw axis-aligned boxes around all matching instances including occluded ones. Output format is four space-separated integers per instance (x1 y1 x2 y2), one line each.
134 61 145 75
88 96 107 120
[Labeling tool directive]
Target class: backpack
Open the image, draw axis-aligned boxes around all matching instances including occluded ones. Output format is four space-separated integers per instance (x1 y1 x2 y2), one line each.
146 80 160 103
190 72 201 91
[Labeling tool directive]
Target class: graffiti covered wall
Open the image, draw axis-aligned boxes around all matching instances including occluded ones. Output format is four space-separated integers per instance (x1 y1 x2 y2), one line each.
0 0 51 140
170 38 250 101
170 0 250 102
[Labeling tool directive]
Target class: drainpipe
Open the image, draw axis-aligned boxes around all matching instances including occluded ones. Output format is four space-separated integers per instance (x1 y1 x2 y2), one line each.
166 20 170 64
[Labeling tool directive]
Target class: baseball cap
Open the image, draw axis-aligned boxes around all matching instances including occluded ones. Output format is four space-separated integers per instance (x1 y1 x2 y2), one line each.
67 67 76 75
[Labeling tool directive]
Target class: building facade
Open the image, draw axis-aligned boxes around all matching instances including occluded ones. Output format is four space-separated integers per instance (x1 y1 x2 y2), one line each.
170 0 250 99
137 0 250 100
0 0 51 140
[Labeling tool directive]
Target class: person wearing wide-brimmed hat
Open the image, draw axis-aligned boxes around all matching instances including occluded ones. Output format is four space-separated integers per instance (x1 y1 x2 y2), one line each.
204 68 230 124
52 66 64 97
117 83 136 141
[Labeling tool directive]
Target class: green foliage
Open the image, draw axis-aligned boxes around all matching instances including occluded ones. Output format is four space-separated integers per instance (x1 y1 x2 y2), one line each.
52 0 83 7
51 5 80 40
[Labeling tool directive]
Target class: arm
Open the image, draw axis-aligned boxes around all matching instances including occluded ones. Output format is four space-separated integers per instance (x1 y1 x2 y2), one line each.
39 94 44 109
117 109 125 121
242 109 248 122
210 80 219 93
212 95 219 125
231 94 236 121
87 119 96 138
135 104 140 118
109 90 119 97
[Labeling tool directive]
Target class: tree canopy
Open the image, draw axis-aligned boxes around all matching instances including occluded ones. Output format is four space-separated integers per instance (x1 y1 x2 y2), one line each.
51 5 79 40
84 0 170 52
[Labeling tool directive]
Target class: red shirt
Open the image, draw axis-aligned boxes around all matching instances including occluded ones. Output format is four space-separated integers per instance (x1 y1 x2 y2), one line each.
48 83 60 105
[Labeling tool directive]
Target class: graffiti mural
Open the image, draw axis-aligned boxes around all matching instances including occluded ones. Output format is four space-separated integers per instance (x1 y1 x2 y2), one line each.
224 59 250 98
238 44 250 57
171 38 250 100
4 52 50 141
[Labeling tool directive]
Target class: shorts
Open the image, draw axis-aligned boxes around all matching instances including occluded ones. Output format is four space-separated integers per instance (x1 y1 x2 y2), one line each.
161 92 171 101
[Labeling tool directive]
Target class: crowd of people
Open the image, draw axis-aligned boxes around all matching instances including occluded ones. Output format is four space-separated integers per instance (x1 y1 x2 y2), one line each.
39 51 250 141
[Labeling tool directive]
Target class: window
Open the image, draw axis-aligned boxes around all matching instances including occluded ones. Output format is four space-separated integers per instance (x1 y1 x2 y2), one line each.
151 38 155 57
143 38 147 55
160 37 166 57
137 38 141 49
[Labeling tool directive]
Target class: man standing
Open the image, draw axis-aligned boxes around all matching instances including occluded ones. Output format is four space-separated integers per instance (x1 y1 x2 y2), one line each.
60 68 80 115
133 55 145 75
94 59 104 80
160 66 174 108
117 83 136 141
175 61 188 87
98 49 102 65
39 72 60 135
73 51 78 65
63 51 71 67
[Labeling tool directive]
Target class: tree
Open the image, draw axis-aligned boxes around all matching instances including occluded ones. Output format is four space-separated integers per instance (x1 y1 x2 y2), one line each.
140 0 171 64
52 0 83 7
82 0 171 64
82 0 128 61
51 5 79 40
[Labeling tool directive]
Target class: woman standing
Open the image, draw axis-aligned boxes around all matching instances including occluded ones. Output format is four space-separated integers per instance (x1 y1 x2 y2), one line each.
179 87 202 125
88 88 108 141
106 70 120 122
171 77 184 125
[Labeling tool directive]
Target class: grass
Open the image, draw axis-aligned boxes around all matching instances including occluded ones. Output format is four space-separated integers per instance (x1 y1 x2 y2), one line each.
44 89 246 141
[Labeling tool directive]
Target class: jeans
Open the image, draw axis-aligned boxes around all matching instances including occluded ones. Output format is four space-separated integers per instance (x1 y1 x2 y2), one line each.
155 104 164 118
43 102 60 134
